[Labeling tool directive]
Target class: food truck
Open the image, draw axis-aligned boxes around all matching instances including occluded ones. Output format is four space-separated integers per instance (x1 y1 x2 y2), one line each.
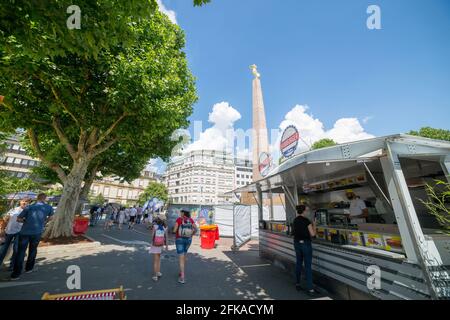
232 134 450 300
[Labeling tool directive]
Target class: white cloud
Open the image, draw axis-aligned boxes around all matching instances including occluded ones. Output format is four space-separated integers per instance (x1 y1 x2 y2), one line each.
184 102 242 154
146 158 167 174
324 118 374 143
362 116 374 124
272 104 375 158
178 103 374 167
157 0 177 24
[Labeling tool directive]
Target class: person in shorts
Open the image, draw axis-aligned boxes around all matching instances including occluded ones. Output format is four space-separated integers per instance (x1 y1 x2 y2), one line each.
128 206 137 229
150 216 168 281
173 209 197 284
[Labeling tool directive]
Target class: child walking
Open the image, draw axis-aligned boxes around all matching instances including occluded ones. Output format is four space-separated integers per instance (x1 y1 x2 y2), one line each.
150 216 168 282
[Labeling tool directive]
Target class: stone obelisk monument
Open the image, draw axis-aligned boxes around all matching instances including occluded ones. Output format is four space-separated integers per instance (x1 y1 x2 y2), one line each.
250 64 270 181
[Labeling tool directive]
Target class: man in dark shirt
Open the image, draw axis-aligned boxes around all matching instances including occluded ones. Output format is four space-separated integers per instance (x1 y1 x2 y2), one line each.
292 204 316 295
11 193 54 280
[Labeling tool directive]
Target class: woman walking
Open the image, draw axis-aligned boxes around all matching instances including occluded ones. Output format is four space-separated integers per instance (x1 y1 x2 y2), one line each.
150 216 168 281
118 208 125 230
291 204 317 296
173 209 197 284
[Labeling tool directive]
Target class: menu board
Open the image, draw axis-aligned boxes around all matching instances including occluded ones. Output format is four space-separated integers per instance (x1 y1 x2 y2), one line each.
303 173 367 193
383 235 403 253
316 228 326 240
347 231 364 246
363 233 385 250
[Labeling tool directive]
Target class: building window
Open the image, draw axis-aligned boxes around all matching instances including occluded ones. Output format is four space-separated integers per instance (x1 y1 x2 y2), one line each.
14 158 21 164
6 157 14 163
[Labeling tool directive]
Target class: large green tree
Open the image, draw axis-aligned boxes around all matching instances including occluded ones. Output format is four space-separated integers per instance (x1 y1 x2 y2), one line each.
25 136 151 213
0 1 197 237
138 181 168 205
409 127 450 142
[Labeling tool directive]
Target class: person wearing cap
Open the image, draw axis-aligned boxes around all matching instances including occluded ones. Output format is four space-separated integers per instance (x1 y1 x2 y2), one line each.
346 189 369 225
0 198 31 271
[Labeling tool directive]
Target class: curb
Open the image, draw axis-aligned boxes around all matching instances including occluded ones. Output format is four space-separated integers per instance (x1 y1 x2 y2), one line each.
38 240 102 255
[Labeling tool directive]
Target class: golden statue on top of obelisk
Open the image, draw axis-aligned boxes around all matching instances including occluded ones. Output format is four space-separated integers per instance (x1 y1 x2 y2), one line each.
250 64 260 78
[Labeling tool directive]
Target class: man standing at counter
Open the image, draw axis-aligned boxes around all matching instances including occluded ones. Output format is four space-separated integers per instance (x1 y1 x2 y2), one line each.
292 205 317 296
346 189 369 225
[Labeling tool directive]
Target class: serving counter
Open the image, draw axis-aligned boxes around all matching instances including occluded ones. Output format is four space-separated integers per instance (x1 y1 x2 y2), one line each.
259 224 432 300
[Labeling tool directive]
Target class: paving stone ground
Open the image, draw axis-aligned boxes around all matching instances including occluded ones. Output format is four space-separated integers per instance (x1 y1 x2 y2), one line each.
0 220 328 300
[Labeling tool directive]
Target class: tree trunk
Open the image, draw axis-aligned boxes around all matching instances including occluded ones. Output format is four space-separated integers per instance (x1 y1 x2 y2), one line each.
43 158 89 239
75 166 98 214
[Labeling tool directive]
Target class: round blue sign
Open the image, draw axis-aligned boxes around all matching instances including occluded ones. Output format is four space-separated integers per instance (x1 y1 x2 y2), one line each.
280 125 299 158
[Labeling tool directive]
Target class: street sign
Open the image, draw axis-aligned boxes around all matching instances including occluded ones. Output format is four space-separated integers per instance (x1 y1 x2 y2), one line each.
280 125 299 158
258 152 273 177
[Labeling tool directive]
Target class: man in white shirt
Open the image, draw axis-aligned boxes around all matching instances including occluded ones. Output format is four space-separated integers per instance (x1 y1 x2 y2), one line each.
0 198 31 270
346 190 369 225
128 206 137 229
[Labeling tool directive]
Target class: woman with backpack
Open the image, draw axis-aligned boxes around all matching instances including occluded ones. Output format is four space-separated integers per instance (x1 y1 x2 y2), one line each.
173 209 197 284
150 216 168 281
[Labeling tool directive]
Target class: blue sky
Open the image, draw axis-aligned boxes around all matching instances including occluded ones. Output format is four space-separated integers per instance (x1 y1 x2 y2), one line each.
149 0 450 173
162 0 450 135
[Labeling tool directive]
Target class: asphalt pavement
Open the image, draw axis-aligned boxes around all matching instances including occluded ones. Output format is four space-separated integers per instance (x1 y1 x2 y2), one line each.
0 220 327 300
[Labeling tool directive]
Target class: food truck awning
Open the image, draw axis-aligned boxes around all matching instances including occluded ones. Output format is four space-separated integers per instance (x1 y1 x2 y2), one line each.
229 134 450 194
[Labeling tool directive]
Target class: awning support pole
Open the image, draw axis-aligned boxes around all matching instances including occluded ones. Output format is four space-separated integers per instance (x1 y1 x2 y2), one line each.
268 181 274 221
442 156 450 184
381 142 440 299
255 184 263 221
363 162 393 209
282 185 297 224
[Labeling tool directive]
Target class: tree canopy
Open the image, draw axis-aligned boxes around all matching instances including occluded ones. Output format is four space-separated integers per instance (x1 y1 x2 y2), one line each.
0 1 197 237
138 181 168 205
409 127 450 142
312 138 337 150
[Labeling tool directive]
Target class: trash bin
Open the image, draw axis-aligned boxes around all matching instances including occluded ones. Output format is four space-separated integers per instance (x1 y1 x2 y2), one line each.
73 217 90 235
200 224 218 249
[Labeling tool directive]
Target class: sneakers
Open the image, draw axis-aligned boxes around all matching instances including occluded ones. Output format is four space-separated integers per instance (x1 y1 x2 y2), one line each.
25 269 34 274
157 272 163 277
178 277 185 284
152 276 159 282
10 276 20 281
306 289 317 297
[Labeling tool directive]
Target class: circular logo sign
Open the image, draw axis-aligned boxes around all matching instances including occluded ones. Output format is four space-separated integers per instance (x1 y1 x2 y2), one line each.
258 152 273 177
280 125 299 158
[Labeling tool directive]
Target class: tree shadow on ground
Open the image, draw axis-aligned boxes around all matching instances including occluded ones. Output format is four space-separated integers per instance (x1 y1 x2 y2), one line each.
0 241 308 300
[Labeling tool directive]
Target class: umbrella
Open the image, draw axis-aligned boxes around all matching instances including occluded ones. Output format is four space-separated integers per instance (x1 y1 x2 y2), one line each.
6 191 37 200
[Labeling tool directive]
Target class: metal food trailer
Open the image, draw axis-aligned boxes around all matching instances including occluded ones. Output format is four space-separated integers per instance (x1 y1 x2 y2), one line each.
232 134 450 300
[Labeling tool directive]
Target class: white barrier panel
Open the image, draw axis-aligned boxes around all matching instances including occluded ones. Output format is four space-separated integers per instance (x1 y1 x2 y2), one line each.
214 205 234 237
234 205 252 248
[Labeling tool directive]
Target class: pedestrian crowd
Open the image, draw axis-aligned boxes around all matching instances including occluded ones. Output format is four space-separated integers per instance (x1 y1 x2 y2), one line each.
88 204 155 231
0 193 54 280
1 198 198 285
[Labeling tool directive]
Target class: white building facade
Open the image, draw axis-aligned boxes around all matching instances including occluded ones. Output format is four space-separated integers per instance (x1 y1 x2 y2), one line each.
165 150 253 205
0 135 40 179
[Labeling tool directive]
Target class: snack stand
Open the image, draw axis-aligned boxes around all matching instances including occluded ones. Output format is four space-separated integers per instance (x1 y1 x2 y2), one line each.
232 134 450 300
